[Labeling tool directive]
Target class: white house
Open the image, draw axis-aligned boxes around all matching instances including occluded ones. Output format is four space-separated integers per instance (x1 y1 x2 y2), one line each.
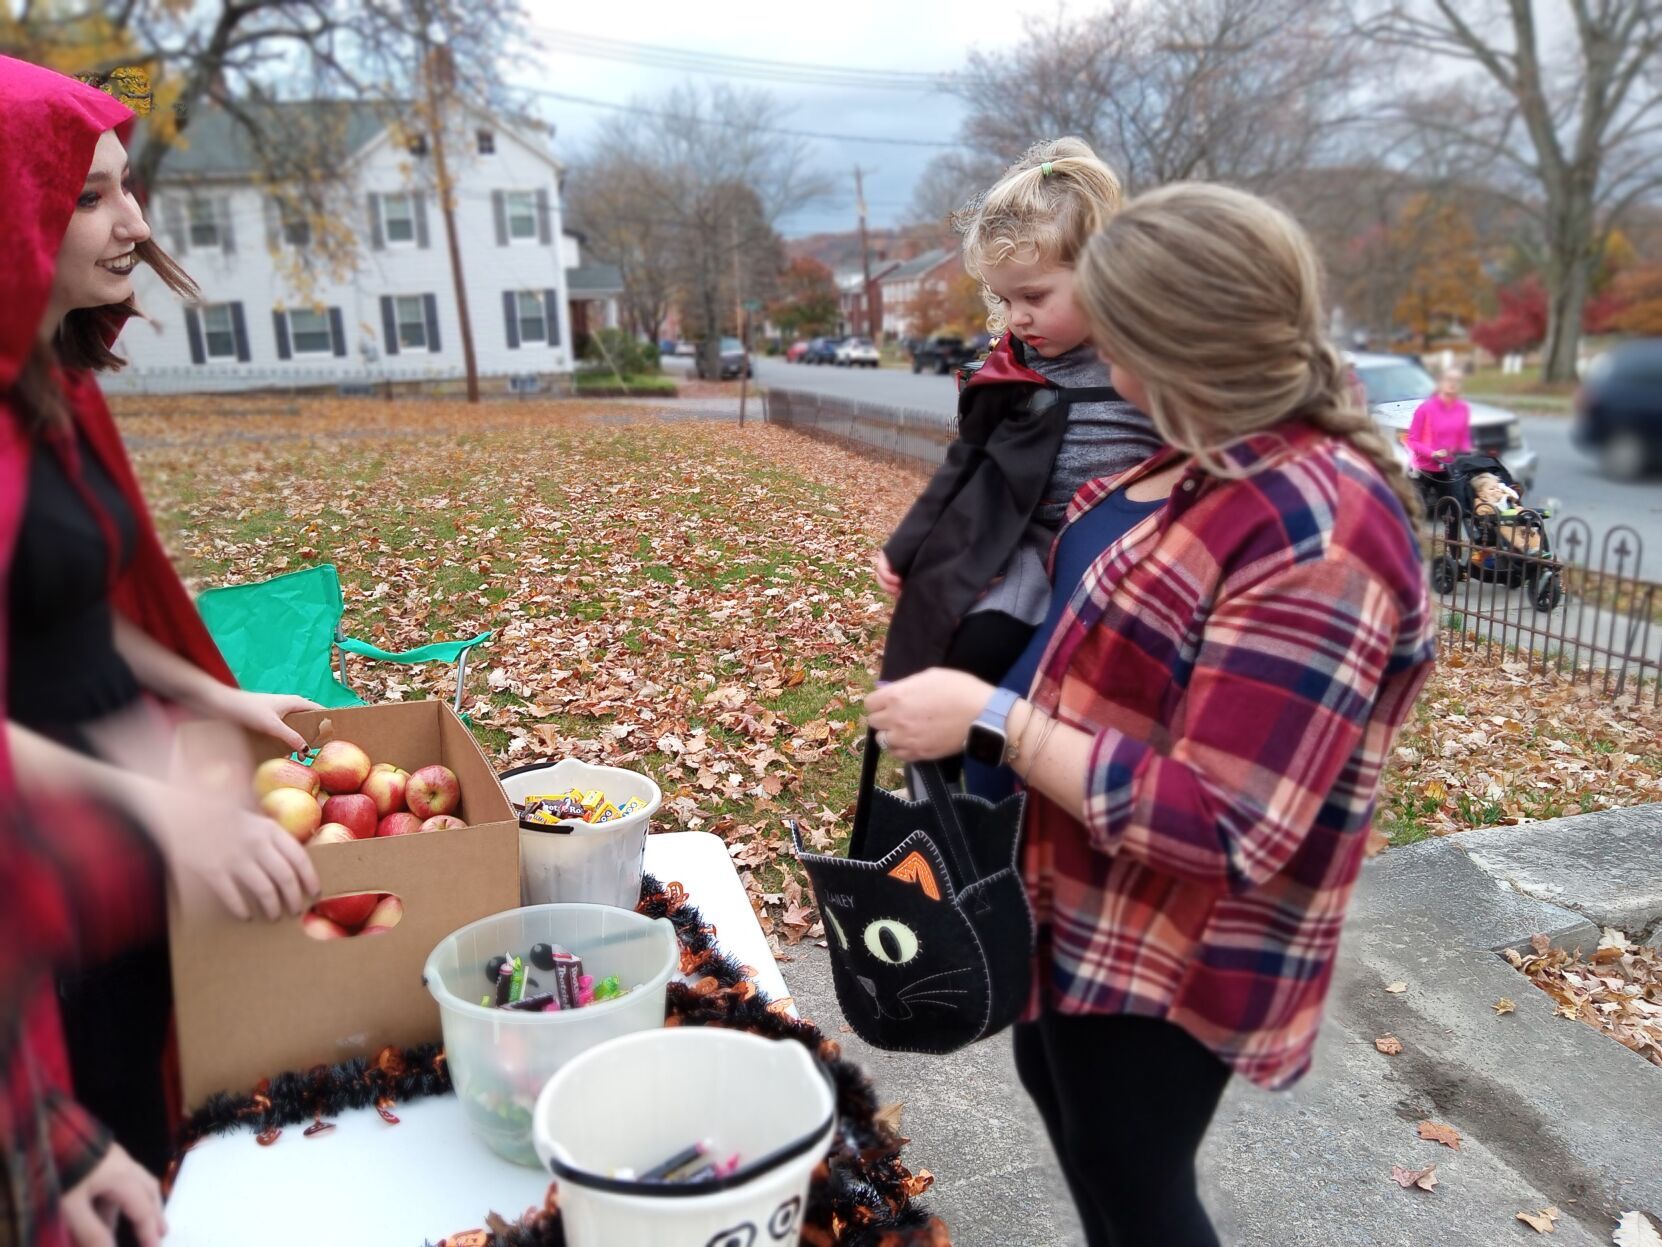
110 101 580 394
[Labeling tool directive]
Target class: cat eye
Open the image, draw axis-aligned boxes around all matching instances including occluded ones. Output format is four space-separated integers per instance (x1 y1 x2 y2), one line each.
824 907 850 950
863 919 920 966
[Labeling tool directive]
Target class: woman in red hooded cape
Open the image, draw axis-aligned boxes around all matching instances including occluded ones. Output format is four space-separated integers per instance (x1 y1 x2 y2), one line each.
1 54 320 1243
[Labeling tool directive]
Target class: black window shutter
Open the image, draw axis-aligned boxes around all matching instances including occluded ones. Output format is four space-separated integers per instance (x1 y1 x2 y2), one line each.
230 302 251 361
185 307 205 364
423 293 441 352
380 296 399 355
414 192 430 249
273 309 292 360
492 190 507 246
329 307 347 357
543 289 561 347
368 193 384 250
536 188 552 244
503 291 520 349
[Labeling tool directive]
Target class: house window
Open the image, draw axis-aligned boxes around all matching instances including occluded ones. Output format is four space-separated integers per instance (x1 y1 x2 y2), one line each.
288 307 333 355
476 129 495 155
382 193 416 245
202 304 237 359
280 201 310 248
504 190 537 241
516 291 547 343
395 295 429 351
188 198 220 249
408 133 428 156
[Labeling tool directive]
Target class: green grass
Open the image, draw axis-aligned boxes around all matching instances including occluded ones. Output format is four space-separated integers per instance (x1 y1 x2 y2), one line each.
573 372 677 394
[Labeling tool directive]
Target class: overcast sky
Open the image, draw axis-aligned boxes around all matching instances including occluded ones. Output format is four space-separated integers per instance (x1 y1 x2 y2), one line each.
509 0 1019 236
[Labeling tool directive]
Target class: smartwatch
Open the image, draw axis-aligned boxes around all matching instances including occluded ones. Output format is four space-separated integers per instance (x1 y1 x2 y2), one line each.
964 687 1019 768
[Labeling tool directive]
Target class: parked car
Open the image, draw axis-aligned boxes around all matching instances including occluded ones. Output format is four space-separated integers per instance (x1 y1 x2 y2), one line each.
835 337 881 368
802 336 841 365
1347 352 1539 492
673 340 698 357
695 337 752 380
911 334 978 375
1574 338 1662 480
785 340 811 363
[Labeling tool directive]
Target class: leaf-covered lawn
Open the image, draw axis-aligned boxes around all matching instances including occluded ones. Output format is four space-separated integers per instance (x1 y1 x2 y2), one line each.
121 395 1662 939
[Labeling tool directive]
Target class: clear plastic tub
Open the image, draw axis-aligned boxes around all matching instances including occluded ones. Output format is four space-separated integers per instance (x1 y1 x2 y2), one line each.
501 760 662 909
423 903 679 1165
533 1029 837 1247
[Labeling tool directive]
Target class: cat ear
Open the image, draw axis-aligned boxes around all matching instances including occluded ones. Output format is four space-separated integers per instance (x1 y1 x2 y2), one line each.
888 849 942 901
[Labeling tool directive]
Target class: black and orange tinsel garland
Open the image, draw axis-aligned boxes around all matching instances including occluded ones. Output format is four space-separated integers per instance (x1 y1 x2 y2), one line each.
167 874 951 1247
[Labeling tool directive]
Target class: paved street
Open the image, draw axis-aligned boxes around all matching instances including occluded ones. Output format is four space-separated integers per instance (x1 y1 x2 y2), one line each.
745 357 1662 569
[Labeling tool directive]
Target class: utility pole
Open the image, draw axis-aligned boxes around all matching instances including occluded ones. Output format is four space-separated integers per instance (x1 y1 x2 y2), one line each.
731 217 748 428
416 15 480 403
854 165 875 340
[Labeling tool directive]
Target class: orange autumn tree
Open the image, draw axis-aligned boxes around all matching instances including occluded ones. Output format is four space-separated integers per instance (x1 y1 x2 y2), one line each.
907 271 988 339
1392 195 1489 349
1608 264 1662 335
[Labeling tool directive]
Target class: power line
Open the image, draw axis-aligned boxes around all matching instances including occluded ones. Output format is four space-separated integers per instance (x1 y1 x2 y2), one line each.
531 27 954 92
512 85 960 150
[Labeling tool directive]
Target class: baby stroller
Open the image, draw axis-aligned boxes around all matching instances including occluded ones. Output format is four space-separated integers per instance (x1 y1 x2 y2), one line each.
1418 454 1564 613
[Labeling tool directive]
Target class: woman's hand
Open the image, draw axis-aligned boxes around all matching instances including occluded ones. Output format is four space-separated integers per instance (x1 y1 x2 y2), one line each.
865 668 995 762
874 550 903 598
204 688 320 752
61 1142 165 1247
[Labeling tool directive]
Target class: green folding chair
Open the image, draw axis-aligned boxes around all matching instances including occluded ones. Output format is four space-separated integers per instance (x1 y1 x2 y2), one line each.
196 563 491 714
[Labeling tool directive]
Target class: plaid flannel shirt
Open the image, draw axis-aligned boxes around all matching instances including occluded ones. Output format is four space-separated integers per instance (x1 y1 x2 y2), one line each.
2 797 163 1247
1022 422 1435 1089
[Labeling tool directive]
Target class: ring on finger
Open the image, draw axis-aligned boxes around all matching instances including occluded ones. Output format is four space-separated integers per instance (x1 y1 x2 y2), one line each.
875 729 891 752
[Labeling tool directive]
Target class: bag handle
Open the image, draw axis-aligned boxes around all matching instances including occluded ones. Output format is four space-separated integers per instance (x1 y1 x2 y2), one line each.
852 730 980 888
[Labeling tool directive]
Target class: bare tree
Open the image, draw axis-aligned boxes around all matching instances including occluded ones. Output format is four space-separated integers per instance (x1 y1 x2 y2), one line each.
568 83 829 379
565 157 682 344
1357 1 1662 381
944 0 1374 194
905 150 1006 235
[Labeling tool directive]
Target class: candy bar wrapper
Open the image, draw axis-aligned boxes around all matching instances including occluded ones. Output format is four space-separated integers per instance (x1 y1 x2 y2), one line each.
552 797 587 821
619 797 646 816
548 945 584 1008
579 789 605 812
592 802 623 824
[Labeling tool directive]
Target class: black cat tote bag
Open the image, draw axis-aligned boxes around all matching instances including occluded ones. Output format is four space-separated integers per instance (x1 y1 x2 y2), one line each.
790 734 1034 1055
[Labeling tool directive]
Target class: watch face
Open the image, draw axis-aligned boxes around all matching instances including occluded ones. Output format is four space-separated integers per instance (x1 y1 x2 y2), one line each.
964 723 1007 768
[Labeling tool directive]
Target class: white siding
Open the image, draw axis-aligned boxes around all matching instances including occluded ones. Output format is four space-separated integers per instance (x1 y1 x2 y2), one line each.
110 107 572 393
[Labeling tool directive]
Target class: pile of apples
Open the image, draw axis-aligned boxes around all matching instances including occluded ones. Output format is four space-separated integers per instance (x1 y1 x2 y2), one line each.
254 740 467 845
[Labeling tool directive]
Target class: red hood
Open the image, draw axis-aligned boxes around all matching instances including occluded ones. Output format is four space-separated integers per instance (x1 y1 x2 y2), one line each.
962 334 1051 391
0 55 134 390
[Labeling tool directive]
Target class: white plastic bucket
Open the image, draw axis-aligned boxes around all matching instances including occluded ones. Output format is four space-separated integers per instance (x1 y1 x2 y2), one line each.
500 759 661 909
533 1029 836 1247
423 903 679 1165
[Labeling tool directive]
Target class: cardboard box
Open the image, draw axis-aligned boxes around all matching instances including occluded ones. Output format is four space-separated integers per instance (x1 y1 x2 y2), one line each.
169 701 521 1110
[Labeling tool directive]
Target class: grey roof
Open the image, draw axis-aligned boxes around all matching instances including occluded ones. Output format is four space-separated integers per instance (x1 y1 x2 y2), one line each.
879 247 953 283
135 100 390 180
566 263 623 296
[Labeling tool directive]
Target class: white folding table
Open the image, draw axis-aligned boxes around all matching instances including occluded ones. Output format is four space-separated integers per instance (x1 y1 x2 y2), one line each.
163 831 789 1246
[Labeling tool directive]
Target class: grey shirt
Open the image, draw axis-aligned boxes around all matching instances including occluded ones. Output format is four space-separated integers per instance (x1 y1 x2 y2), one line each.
971 344 1163 624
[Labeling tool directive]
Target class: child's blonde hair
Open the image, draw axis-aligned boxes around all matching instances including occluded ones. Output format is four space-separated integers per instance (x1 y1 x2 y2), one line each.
956 137 1123 334
1074 182 1420 520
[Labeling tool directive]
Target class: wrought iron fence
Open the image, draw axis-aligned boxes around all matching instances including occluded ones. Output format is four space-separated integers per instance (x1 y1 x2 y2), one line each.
764 387 955 467
1424 496 1657 705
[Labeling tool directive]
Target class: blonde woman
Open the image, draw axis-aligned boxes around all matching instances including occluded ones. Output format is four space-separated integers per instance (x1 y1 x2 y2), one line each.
867 184 1435 1244
875 139 1163 749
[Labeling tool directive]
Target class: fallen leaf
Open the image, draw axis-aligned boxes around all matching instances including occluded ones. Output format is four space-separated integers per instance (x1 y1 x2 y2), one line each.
1375 1033 1404 1055
1385 981 1409 995
1494 998 1517 1015
1516 1207 1560 1233
1363 827 1390 858
1418 1120 1462 1150
874 1102 905 1137
1614 1211 1662 1247
1391 1163 1438 1192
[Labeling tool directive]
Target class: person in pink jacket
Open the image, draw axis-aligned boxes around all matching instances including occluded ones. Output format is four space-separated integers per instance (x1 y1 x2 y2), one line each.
1405 367 1472 472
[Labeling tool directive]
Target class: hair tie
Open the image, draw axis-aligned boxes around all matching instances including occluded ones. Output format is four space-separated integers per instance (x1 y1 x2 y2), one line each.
1040 162 1054 177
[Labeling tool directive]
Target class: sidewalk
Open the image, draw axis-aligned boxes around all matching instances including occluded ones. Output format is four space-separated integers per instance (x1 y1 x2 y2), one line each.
782 806 1662 1245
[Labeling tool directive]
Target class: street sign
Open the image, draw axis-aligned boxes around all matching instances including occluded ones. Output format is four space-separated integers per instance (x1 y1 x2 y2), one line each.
743 299 763 311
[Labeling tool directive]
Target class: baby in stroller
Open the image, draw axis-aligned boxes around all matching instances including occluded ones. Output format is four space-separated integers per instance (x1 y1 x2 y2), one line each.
1418 454 1562 611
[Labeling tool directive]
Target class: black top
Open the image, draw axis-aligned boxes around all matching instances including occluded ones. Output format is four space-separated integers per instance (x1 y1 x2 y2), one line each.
7 427 143 730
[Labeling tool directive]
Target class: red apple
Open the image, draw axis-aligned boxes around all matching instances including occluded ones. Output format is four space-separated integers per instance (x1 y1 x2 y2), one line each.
253 757 319 799
311 822 356 846
313 891 378 930
419 814 467 833
321 793 378 839
406 764 461 819
313 740 372 794
361 894 403 934
376 812 423 838
361 764 409 817
301 912 349 941
261 788 322 842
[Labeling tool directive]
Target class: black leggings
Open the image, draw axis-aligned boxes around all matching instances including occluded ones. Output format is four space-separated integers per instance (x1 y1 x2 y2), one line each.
1013 1012 1231 1247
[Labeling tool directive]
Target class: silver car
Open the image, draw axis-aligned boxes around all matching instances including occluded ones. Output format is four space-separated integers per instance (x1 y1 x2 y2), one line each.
1349 352 1538 492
